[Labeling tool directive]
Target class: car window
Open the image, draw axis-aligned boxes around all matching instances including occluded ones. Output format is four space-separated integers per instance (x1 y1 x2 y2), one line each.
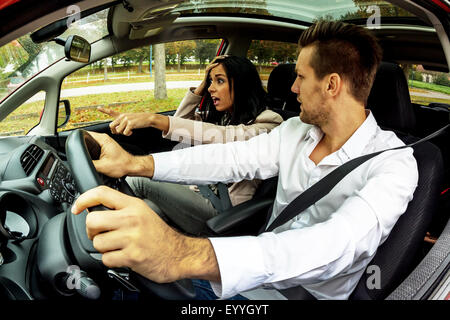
58 39 222 131
175 0 414 23
0 91 45 136
247 40 298 84
0 9 109 101
407 66 450 107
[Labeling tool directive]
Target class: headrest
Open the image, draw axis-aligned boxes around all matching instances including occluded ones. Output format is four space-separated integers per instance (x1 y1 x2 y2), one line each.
267 64 300 112
367 62 416 133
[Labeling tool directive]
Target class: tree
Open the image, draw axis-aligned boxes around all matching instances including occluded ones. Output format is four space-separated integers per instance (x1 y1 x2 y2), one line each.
154 43 167 100
115 47 149 72
0 36 43 78
339 0 414 21
185 0 269 15
193 40 218 66
272 42 298 63
165 40 196 71
103 58 108 81
130 47 150 73
434 73 450 87
248 40 273 66
412 70 423 82
248 40 297 65
0 41 29 77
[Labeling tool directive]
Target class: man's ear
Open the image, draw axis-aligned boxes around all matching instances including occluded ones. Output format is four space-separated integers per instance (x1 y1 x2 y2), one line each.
325 73 342 97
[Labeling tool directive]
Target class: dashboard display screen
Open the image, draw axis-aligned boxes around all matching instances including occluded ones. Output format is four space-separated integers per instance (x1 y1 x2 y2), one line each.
41 155 55 177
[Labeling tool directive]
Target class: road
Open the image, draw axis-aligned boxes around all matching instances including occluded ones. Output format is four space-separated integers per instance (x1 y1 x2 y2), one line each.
409 90 450 100
23 80 449 103
61 80 204 97
26 80 271 103
26 80 203 103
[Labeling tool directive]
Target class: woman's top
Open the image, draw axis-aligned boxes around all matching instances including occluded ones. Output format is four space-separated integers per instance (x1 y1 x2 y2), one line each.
162 88 284 206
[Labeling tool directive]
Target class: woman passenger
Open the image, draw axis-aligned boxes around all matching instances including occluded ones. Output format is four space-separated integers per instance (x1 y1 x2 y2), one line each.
98 55 283 235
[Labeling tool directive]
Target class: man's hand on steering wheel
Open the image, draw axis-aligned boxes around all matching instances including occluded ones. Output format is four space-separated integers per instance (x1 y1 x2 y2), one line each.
71 186 221 284
65 129 197 299
86 131 133 178
87 131 155 179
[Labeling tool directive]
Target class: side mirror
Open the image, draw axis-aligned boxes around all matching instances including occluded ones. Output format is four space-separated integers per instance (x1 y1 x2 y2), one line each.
57 100 71 129
52 35 90 63
64 35 91 63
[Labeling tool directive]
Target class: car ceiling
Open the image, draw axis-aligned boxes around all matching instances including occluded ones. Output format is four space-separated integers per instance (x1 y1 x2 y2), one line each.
0 0 117 46
108 0 449 72
0 0 449 71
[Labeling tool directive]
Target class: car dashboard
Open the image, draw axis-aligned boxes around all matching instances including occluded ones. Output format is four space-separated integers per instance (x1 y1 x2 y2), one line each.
0 135 76 299
0 136 76 206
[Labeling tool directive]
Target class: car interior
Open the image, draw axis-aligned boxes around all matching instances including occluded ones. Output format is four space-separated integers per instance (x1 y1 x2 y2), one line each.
0 0 449 300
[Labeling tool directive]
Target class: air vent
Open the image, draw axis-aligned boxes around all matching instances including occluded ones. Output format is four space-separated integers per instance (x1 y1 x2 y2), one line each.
20 144 44 176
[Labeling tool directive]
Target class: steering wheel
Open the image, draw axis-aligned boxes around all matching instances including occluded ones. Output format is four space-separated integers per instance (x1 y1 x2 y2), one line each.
64 129 196 299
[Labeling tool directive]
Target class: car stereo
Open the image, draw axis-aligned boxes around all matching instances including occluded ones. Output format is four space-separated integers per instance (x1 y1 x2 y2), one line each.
37 154 76 204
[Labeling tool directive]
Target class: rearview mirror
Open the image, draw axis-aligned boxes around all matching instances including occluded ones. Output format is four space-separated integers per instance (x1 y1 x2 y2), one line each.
64 35 91 63
52 35 91 63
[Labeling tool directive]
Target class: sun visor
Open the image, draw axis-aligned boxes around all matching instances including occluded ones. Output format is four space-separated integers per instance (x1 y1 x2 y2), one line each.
109 0 185 39
129 12 180 39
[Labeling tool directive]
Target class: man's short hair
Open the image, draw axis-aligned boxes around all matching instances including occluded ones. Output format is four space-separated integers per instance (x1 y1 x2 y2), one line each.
298 21 382 105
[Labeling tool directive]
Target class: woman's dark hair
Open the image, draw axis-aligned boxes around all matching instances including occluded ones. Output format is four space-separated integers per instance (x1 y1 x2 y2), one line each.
200 55 267 125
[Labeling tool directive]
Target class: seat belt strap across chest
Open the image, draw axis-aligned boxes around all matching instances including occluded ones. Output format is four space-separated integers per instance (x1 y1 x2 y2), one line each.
261 124 449 233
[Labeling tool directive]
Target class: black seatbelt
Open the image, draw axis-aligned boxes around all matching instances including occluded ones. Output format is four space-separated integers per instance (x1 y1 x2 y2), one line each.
261 124 449 233
198 182 233 212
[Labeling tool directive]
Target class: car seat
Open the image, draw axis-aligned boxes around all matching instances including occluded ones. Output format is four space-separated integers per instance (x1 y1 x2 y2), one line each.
278 62 445 300
348 62 445 299
266 63 300 119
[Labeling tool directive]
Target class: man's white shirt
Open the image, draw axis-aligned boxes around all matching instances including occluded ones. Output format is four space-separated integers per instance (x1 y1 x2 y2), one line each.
152 111 418 299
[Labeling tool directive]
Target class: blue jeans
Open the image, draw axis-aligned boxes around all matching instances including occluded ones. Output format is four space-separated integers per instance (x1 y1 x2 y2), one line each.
192 279 248 300
112 280 248 300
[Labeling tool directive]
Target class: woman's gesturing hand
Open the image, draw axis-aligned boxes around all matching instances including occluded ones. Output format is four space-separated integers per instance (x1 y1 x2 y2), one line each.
98 107 170 136
98 107 153 136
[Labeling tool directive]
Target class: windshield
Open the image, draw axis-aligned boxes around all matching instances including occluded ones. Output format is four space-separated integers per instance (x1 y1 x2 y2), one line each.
0 8 109 100
175 0 415 23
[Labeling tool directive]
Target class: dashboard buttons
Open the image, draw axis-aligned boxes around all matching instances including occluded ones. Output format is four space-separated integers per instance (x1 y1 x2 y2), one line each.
47 161 75 205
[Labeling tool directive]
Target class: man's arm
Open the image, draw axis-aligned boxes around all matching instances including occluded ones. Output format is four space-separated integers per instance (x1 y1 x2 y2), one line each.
152 128 281 185
88 124 281 185
86 131 156 178
71 186 221 283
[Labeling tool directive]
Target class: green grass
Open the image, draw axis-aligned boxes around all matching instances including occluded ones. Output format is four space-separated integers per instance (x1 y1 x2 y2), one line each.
61 70 270 90
408 80 450 95
61 73 205 90
0 88 187 136
61 88 187 131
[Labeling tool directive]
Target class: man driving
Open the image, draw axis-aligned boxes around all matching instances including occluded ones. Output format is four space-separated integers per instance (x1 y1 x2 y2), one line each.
71 21 418 299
